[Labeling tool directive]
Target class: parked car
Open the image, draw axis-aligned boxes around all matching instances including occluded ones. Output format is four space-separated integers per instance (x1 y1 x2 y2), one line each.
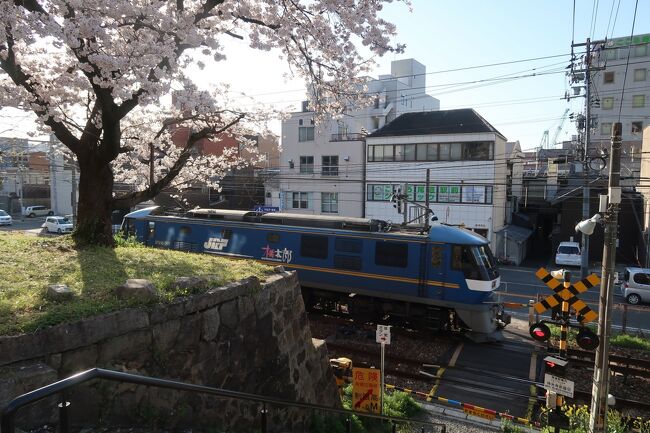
42 216 74 234
23 205 53 217
0 210 12 225
555 241 582 267
621 267 650 305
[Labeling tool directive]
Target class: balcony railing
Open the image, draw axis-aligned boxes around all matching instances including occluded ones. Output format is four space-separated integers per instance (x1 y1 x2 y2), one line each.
330 133 365 142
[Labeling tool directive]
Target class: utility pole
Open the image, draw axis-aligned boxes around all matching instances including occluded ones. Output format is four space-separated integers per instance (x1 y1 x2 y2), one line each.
424 169 431 231
571 38 605 279
589 122 621 433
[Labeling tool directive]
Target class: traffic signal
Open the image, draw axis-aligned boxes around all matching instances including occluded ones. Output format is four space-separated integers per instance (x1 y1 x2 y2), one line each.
576 328 600 350
529 322 552 342
544 355 568 378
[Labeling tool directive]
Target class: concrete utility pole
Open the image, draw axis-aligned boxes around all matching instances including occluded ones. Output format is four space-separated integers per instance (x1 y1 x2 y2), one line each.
589 122 621 433
580 38 592 280
571 38 605 279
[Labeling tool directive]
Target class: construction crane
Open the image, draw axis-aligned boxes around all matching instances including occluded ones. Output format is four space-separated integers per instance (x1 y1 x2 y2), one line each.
539 108 571 150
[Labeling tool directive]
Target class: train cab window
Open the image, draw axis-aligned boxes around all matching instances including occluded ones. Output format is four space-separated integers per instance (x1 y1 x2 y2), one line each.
335 238 362 254
451 245 497 281
375 241 408 268
267 233 280 243
431 246 443 268
300 235 329 259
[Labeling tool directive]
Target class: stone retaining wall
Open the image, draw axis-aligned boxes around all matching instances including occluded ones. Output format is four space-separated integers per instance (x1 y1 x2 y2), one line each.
0 271 340 432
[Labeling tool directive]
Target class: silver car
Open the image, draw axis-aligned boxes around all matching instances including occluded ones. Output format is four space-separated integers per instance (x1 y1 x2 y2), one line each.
621 267 650 305
0 210 12 225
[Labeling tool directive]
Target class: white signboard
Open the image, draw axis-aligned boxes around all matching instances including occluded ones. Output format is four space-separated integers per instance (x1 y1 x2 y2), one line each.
376 325 391 345
544 374 574 398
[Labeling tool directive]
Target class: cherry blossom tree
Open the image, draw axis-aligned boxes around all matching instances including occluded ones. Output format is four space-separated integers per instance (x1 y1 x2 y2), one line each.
0 0 406 246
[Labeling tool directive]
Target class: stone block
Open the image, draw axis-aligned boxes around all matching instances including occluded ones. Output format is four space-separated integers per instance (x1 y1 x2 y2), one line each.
97 330 151 367
219 300 239 330
114 279 158 301
46 284 75 302
201 307 220 341
60 344 98 376
150 299 184 324
252 287 271 319
152 319 181 355
0 362 58 430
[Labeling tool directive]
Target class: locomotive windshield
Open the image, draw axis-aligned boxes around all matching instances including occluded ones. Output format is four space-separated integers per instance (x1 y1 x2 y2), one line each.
451 244 499 281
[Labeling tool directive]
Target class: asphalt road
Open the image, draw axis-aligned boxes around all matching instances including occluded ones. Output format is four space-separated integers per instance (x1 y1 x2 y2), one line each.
0 215 57 235
498 265 650 333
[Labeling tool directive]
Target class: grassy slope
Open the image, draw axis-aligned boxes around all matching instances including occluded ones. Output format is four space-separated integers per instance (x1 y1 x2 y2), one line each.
0 233 273 336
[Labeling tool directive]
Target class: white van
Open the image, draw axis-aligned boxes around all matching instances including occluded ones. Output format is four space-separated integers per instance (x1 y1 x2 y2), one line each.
555 241 582 267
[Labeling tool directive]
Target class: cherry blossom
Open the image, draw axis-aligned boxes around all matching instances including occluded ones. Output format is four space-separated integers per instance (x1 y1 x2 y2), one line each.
0 0 407 245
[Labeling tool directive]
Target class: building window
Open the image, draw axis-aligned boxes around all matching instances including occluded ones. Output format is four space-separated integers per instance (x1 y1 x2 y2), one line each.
299 126 314 142
367 184 395 201
634 68 647 82
632 95 646 108
634 44 648 57
601 122 612 135
437 185 461 203
605 48 617 60
463 142 494 160
291 192 311 209
601 97 614 109
321 192 339 213
299 156 314 173
322 155 339 176
632 121 643 135
427 143 438 160
603 71 615 84
442 143 456 160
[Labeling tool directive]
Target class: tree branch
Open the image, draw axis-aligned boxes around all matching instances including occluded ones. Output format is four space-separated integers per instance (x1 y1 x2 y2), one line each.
112 114 245 209
0 23 81 153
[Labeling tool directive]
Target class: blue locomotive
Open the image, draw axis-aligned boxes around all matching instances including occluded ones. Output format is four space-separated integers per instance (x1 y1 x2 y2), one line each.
121 207 510 341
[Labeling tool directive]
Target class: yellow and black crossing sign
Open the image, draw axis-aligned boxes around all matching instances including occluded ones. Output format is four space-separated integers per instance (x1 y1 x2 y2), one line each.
533 268 600 324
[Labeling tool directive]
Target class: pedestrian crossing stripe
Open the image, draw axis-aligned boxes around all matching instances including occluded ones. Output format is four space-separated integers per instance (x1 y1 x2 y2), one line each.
533 268 599 324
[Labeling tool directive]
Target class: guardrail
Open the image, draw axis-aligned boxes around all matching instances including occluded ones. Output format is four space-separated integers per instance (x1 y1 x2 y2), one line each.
1 368 447 433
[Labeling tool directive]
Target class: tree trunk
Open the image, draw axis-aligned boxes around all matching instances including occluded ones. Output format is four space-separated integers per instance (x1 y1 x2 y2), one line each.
73 156 115 247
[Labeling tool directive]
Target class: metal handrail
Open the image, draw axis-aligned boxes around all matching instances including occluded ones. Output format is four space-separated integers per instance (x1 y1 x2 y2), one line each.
1 368 446 433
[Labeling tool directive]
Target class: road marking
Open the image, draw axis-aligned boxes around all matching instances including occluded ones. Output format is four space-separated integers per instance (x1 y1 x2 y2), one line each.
449 342 463 367
427 367 446 401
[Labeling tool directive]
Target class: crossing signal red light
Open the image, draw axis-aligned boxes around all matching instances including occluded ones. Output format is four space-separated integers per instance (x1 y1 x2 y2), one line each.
576 328 600 350
529 322 551 342
544 355 568 378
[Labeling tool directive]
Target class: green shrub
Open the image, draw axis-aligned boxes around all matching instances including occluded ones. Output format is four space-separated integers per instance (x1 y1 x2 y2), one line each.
539 404 635 433
610 333 650 351
311 385 424 433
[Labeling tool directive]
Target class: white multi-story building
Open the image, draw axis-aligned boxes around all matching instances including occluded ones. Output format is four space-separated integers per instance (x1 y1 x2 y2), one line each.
591 33 650 184
271 59 440 216
364 109 509 246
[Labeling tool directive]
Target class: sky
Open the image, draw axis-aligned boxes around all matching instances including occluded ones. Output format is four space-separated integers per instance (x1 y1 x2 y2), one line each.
204 0 650 151
2 0 649 151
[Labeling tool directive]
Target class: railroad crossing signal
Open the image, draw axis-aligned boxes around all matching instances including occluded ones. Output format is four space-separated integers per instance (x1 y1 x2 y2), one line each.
533 268 600 324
